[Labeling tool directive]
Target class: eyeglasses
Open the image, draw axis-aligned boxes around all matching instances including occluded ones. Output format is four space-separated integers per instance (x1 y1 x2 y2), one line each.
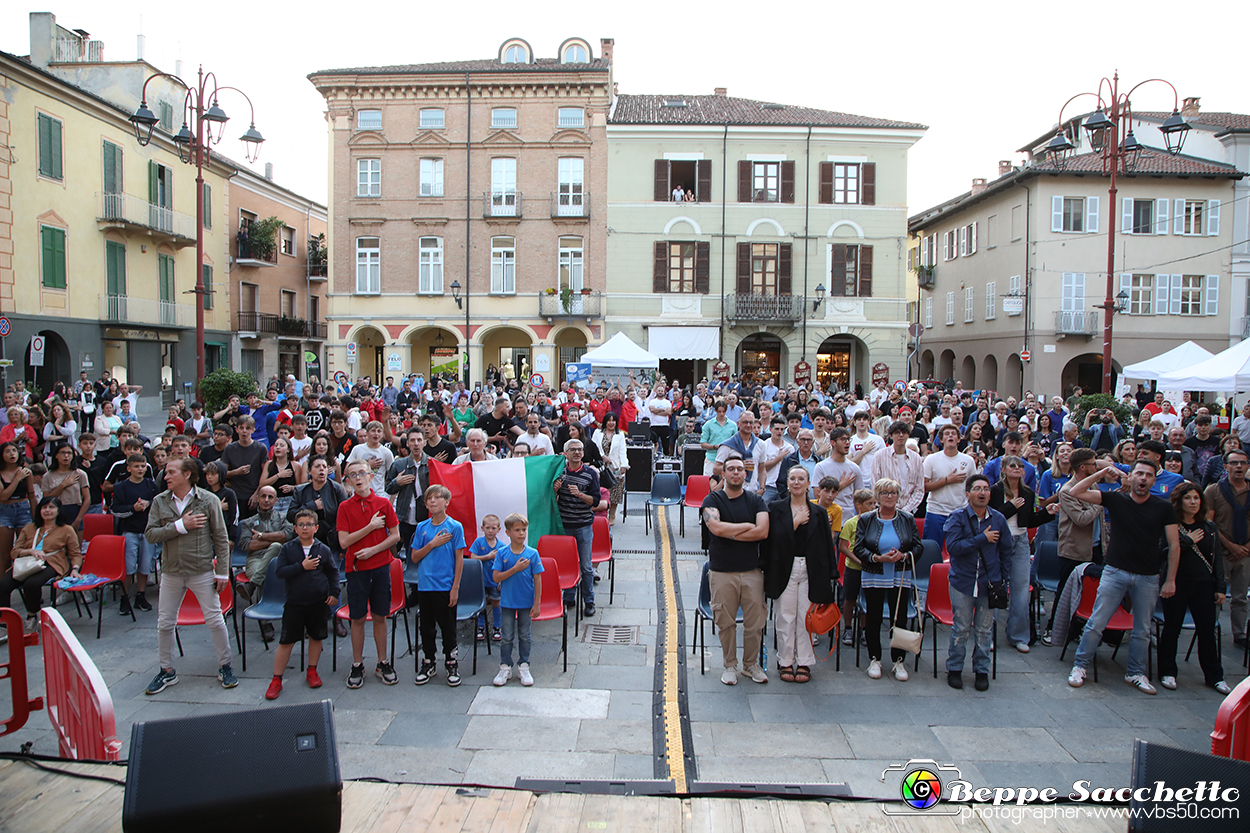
348 471 370 480
878 490 899 497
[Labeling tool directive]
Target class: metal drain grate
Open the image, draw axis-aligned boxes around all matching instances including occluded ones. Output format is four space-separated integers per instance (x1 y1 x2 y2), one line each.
581 624 640 645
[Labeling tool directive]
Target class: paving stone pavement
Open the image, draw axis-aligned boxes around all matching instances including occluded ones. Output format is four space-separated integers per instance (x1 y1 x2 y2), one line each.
0 497 1245 799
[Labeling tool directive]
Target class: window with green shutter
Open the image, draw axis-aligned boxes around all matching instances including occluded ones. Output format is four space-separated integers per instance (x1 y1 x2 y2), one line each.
202 183 212 229
102 140 123 193
41 226 66 289
106 240 126 295
38 113 63 180
202 264 213 309
158 255 175 302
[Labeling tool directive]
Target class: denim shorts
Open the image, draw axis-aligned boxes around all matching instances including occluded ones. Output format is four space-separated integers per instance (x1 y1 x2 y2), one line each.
346 562 391 620
123 532 155 576
0 502 32 530
485 585 501 603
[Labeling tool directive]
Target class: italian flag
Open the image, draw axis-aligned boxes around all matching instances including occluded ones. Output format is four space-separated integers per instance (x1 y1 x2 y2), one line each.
428 456 566 546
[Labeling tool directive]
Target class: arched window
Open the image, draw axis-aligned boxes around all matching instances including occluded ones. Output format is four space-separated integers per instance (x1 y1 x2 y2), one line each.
562 44 587 63
503 44 529 64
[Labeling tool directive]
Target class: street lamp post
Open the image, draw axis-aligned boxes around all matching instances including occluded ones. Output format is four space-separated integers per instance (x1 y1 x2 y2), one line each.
129 66 263 389
1044 72 1191 394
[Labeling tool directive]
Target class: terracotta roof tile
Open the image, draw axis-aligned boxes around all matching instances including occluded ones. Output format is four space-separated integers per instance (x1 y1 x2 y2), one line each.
609 94 924 130
1135 111 1250 133
311 58 608 76
1027 148 1243 176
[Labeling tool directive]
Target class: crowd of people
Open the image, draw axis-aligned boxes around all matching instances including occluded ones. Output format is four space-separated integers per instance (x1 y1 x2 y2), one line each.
0 367 1244 701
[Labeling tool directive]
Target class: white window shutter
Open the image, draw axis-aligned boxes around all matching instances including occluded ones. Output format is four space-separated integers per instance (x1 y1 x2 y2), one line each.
1122 197 1134 233
942 233 949 261
1174 199 1185 235
959 226 967 256
970 222 977 253
1205 275 1219 315
1155 198 1169 235
1052 196 1064 232
1170 275 1183 314
1120 273 1132 311
1086 196 1099 233
1208 199 1221 236
1075 272 1085 302
1154 275 1170 315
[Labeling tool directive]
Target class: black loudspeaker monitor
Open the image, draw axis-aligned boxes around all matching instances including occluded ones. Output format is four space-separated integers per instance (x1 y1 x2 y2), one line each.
1127 739 1249 833
123 699 341 833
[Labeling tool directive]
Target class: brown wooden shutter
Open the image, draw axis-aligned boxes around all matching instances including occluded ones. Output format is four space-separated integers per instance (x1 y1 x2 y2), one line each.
780 161 796 203
861 163 876 205
819 162 833 204
695 242 710 294
654 241 668 292
738 161 751 203
859 245 873 297
654 160 669 202
696 160 712 202
778 244 792 295
736 242 752 293
830 244 847 296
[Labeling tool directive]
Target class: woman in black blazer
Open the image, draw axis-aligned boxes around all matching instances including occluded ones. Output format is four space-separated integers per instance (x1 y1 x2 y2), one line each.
989 455 1057 652
762 467 836 683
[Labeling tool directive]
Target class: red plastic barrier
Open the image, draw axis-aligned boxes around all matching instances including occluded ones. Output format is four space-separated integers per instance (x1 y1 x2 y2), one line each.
1211 675 1250 762
39 608 121 760
0 608 43 737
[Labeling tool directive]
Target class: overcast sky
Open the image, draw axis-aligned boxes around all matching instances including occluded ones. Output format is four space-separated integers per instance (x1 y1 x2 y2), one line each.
5 2 1246 214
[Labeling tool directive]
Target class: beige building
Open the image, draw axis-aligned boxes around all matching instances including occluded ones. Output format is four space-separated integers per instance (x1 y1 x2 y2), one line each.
909 140 1244 397
228 166 328 384
308 37 611 387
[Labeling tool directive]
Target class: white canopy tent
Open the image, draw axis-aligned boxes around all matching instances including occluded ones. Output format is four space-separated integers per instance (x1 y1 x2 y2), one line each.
1155 338 1250 392
581 332 659 369
1121 341 1215 381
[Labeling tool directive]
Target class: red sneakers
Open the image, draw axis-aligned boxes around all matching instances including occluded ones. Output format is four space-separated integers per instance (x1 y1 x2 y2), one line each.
306 666 323 688
265 676 283 700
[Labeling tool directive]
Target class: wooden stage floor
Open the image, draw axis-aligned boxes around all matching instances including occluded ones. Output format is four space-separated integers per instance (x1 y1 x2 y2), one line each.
0 759 1130 832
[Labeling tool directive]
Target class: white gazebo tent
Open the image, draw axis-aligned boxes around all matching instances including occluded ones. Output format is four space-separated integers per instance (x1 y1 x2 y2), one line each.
1156 339 1250 393
1121 341 1215 381
580 333 659 386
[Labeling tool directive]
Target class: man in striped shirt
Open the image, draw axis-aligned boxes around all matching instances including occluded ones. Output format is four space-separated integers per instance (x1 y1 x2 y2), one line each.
871 421 925 514
553 439 601 617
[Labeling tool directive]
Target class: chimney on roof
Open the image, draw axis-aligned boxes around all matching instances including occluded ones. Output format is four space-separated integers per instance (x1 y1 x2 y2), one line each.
600 38 613 64
265 163 274 181
1181 97 1200 120
137 33 145 61
714 87 727 97
970 178 988 195
999 160 1014 177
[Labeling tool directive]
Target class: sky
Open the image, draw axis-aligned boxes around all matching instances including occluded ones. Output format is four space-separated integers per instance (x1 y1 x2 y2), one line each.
4 1 1247 213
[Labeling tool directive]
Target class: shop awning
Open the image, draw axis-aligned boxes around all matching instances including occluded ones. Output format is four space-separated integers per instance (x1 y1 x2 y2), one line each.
647 327 719 360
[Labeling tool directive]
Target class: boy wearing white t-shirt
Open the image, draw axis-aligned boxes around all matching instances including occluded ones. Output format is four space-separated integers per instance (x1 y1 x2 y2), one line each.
921 424 975 550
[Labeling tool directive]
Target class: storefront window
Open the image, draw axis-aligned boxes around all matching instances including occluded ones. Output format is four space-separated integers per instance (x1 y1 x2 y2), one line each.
738 335 781 386
816 340 851 392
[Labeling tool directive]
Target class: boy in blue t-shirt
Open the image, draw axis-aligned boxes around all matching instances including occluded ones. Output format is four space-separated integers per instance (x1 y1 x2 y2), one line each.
468 514 504 642
491 512 544 687
410 484 466 686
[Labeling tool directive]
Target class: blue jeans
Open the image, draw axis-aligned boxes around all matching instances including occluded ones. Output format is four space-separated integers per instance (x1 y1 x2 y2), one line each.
123 532 156 576
923 512 949 550
1006 533 1032 646
500 607 532 666
947 585 993 675
562 524 595 606
762 485 779 503
1073 565 1158 677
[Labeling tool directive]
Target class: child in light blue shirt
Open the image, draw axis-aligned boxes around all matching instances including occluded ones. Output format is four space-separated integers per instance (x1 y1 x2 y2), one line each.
467 514 504 641
491 513 544 687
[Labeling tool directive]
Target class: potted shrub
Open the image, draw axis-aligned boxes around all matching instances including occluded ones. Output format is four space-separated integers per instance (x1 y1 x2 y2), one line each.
308 233 327 276
249 215 284 262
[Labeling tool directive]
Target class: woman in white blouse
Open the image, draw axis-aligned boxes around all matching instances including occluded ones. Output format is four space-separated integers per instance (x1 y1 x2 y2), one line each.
42 401 77 466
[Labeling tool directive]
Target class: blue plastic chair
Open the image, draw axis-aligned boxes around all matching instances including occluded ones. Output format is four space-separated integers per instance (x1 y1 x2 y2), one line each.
454 558 490 675
693 561 764 675
240 559 301 673
645 472 682 534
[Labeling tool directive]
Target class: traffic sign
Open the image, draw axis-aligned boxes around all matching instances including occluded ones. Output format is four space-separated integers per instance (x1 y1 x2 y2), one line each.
0 317 10 337
345 342 357 364
1020 349 1031 362
528 373 544 387
30 335 45 367
0 360 12 367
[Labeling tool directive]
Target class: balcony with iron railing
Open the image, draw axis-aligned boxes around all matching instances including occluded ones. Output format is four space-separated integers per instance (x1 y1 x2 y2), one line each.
307 262 328 281
96 192 196 245
483 191 523 219
234 235 277 267
99 294 195 328
1055 310 1099 337
539 290 602 320
726 293 803 323
551 192 590 219
237 311 327 339
54 30 103 62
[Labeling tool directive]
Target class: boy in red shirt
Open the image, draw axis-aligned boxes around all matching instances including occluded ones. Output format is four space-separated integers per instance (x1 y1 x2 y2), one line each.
336 458 400 689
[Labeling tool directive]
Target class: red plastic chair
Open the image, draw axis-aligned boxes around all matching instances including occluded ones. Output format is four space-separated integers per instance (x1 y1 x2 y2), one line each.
333 559 411 672
82 513 114 545
914 517 924 539
1211 676 1250 761
538 534 582 625
174 582 241 657
590 515 614 604
533 556 568 672
923 562 955 678
58 534 131 639
680 475 712 538
1059 574 1137 682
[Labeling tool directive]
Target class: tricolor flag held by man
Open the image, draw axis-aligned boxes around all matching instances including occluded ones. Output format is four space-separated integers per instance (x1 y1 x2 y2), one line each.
429 456 566 545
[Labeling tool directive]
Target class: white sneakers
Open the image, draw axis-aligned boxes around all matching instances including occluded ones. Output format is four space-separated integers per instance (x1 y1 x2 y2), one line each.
867 659 883 679
1160 676 1178 691
746 666 768 684
1213 681 1231 695
518 663 534 687
721 667 738 686
892 661 909 682
493 665 512 686
1068 666 1086 688
1125 674 1157 695
493 663 534 686
1014 642 1030 654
